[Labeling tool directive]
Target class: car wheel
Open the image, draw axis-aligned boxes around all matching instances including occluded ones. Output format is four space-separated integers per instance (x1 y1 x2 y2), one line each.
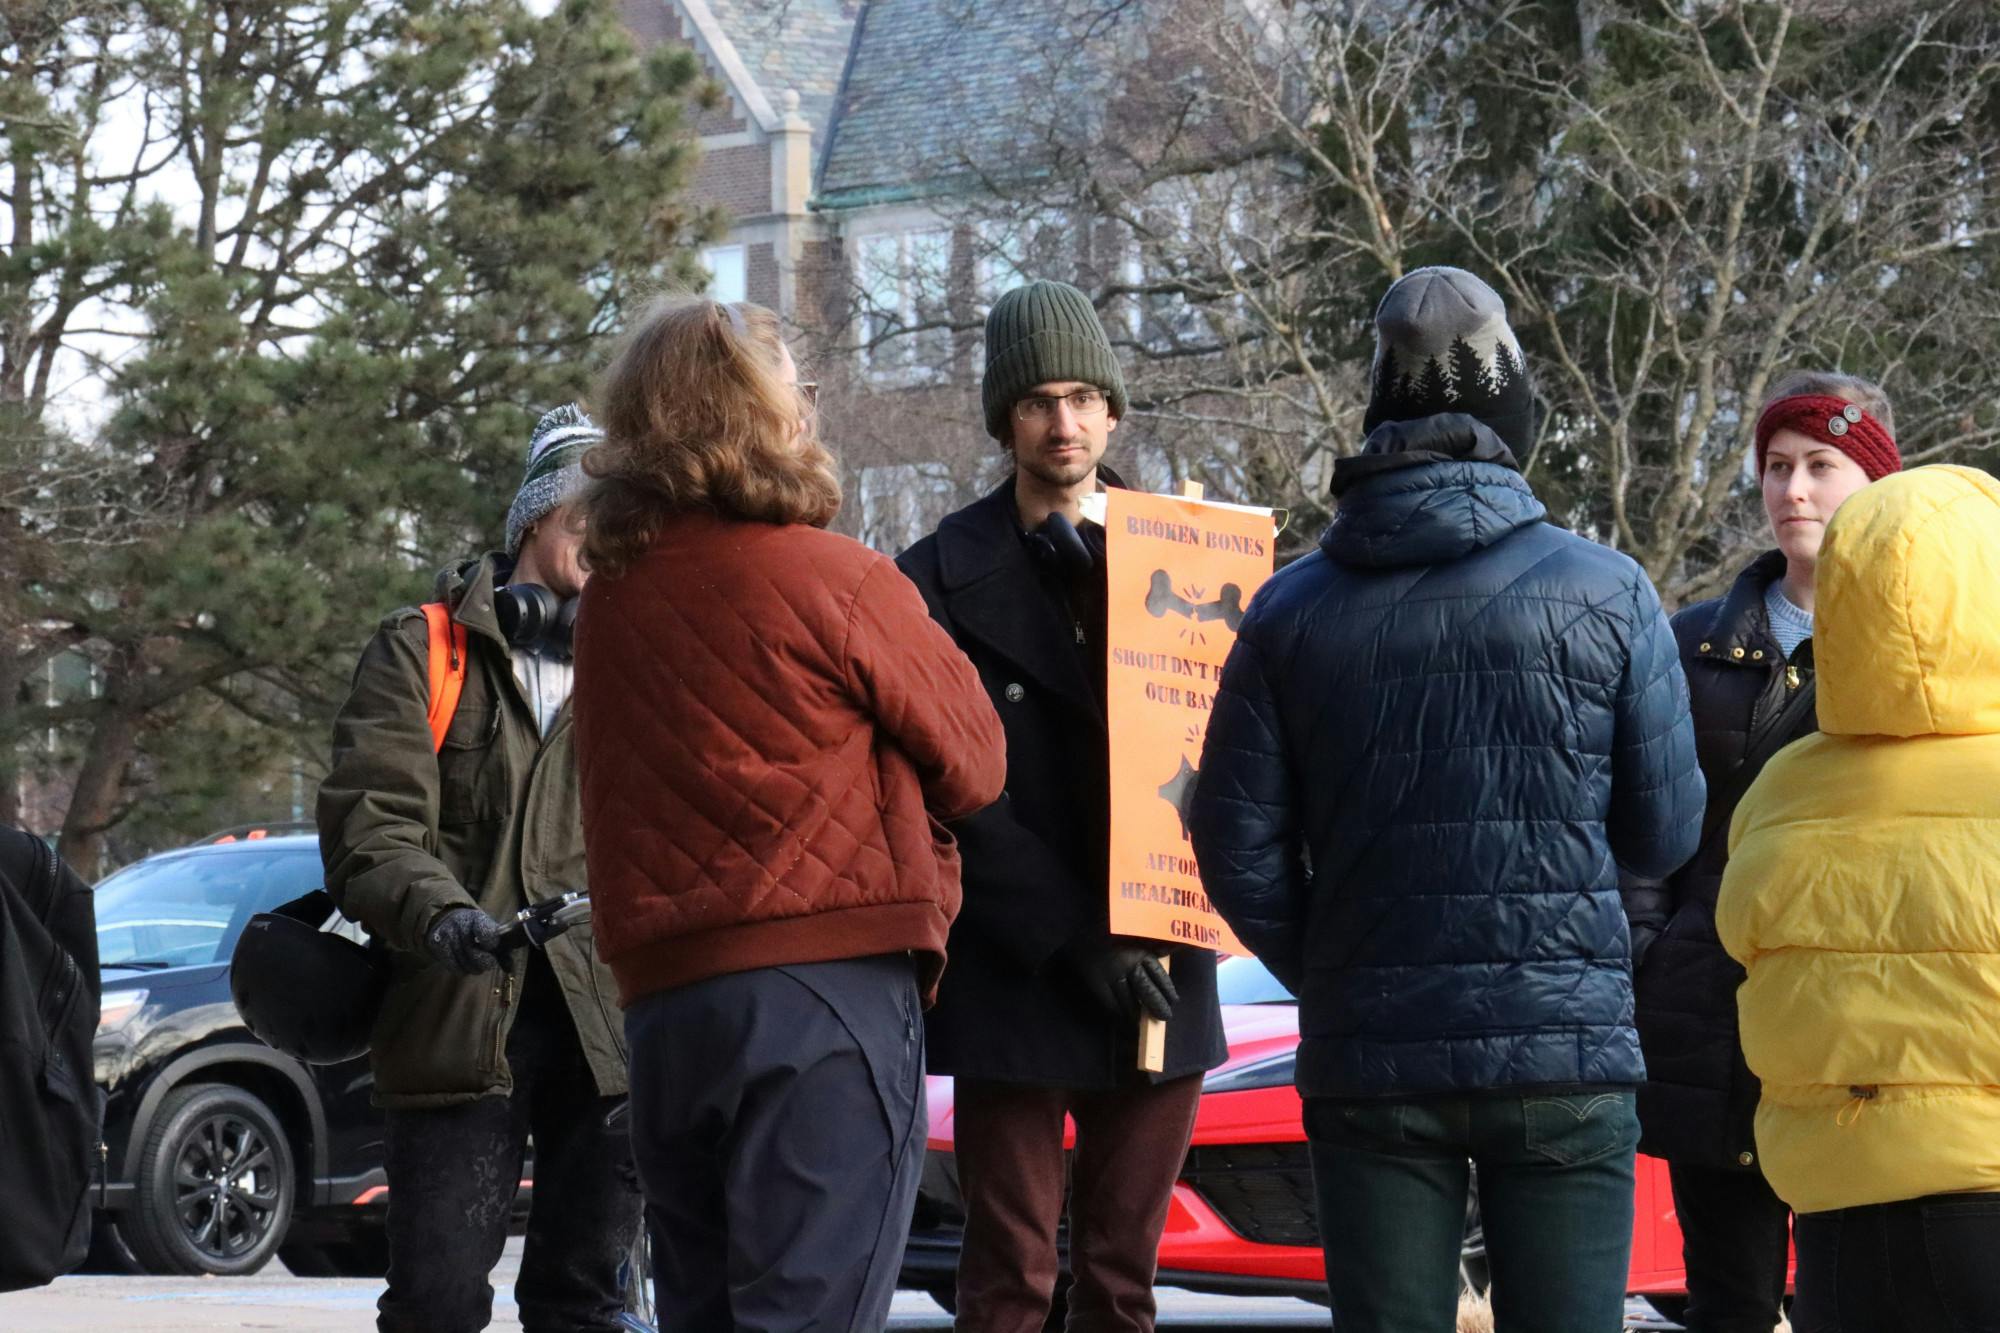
77 1215 140 1274
279 1228 389 1278
1646 1294 1689 1324
920 1277 1068 1329
622 1225 654 1323
320 1227 391 1277
122 1083 296 1276
1044 1275 1071 1332
277 1242 339 1276
1459 1184 1490 1295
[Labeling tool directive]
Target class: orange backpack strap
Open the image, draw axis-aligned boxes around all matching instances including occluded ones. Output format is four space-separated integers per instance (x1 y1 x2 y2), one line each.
419 603 469 753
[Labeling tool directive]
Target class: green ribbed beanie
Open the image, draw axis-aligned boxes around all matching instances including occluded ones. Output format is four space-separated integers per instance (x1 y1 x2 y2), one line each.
981 280 1127 440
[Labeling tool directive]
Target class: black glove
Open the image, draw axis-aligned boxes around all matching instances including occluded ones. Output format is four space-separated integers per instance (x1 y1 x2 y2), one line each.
1065 940 1178 1022
425 906 506 975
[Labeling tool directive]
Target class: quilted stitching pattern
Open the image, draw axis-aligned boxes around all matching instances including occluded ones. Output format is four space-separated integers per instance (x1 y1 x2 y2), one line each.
1631 552 1815 1165
572 515 1005 991
1189 456 1703 1098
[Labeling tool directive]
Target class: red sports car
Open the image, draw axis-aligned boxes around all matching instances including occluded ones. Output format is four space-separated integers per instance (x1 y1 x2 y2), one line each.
900 956 1785 1326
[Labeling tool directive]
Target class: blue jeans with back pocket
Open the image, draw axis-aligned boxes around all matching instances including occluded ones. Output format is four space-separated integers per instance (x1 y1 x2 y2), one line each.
1791 1192 2000 1333
1304 1089 1640 1333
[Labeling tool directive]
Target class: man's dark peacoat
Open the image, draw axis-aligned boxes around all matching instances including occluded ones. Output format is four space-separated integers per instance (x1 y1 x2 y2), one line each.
897 479 1226 1088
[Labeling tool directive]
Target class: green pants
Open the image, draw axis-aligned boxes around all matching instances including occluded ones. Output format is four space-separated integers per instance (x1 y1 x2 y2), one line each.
1305 1090 1639 1333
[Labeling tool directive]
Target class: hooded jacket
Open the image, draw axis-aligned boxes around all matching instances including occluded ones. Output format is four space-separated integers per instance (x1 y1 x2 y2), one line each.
1719 464 2000 1214
317 554 626 1109
1189 416 1705 1099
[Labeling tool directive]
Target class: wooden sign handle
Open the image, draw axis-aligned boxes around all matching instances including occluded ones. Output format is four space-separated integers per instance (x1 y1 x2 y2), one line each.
1138 952 1172 1072
1137 477 1198 1071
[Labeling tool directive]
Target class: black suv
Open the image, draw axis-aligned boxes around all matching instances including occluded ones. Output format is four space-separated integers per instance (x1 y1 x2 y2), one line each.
90 828 393 1276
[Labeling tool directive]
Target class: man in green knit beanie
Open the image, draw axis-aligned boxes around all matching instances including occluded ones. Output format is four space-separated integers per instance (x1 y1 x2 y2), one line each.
897 281 1226 1331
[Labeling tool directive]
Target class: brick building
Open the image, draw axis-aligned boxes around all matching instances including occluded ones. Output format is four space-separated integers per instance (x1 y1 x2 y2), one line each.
620 0 1105 325
621 0 1281 549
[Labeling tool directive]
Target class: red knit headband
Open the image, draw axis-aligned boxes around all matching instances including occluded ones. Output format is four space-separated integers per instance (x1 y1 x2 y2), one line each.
1753 393 1901 481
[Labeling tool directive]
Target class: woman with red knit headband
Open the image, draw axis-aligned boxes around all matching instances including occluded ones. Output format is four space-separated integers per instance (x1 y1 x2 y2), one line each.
1628 370 1900 1333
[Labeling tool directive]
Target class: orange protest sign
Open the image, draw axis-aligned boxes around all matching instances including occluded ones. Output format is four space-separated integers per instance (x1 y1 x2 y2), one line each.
1102 488 1274 956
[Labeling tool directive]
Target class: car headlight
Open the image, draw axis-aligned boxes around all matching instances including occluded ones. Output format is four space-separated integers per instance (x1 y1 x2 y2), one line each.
1202 1050 1295 1093
97 989 148 1035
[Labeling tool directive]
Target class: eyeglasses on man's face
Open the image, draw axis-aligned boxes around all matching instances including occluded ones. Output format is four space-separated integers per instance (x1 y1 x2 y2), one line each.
1013 387 1108 422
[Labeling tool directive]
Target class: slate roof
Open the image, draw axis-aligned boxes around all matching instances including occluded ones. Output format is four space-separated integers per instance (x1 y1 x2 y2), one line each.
673 0 1144 205
705 0 860 135
814 0 1135 207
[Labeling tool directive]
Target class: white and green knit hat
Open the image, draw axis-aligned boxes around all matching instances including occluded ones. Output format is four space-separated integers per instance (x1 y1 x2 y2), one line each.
505 404 601 556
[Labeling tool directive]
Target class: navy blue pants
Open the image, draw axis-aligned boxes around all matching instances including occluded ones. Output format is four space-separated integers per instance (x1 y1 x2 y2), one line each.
625 954 925 1333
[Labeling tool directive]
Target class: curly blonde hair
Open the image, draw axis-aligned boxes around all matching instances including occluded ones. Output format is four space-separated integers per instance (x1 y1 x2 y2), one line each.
581 296 839 578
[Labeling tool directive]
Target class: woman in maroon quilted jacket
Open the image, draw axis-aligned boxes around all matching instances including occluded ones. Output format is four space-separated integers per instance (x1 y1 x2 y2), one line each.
572 295 1006 1333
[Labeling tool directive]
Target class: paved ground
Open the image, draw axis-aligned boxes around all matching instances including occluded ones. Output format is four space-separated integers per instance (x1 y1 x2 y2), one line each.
1 1274 1324 1331
0 1241 1687 1330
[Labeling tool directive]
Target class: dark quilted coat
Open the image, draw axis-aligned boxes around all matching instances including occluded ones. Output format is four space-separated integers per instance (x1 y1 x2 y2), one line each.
1632 550 1817 1167
897 480 1227 1087
1187 417 1705 1099
572 512 1006 1009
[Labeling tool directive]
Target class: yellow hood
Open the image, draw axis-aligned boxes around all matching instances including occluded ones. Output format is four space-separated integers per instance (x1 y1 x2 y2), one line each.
1815 465 2000 738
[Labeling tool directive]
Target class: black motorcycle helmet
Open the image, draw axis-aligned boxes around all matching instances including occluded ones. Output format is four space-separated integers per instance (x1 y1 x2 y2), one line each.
229 890 386 1065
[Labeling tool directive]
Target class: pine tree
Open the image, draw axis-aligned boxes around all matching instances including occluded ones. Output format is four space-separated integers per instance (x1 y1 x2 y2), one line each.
1448 337 1496 416
1489 340 1524 401
1415 355 1452 411
1373 344 1402 413
2 0 720 870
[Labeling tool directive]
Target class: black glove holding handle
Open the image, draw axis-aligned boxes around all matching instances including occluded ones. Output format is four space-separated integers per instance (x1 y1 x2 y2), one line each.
1062 937 1178 1022
425 906 507 975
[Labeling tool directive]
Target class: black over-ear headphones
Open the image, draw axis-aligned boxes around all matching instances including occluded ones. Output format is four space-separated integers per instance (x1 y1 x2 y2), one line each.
494 583 579 660
1028 512 1097 579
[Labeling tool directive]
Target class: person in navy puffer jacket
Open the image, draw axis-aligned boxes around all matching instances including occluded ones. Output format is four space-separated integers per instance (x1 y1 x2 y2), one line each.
1188 267 1704 1333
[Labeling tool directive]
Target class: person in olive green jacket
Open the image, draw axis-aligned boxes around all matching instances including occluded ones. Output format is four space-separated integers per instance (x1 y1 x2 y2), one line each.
316 405 636 1333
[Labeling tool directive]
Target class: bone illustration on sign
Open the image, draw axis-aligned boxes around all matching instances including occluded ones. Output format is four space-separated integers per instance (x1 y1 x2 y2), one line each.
1145 569 1247 630
1157 755 1198 838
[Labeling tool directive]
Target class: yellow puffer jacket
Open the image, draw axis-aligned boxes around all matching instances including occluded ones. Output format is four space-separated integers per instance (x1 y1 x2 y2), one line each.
1717 464 2000 1214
